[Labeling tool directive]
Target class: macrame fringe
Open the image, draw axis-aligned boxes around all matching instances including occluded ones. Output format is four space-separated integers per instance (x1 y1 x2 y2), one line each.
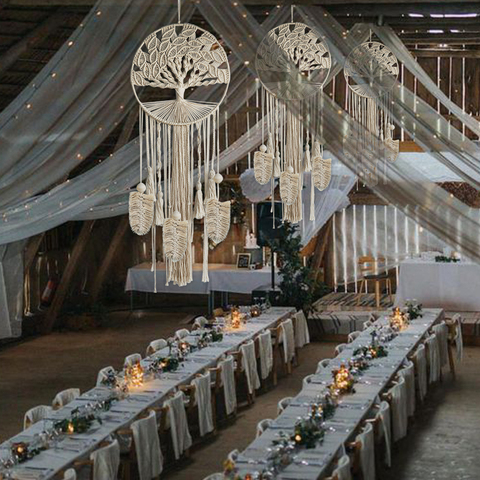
206 198 231 244
194 182 205 219
129 188 155 236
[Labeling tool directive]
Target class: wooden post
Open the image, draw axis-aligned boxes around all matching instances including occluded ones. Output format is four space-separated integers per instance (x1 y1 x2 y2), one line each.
43 220 95 333
24 233 45 275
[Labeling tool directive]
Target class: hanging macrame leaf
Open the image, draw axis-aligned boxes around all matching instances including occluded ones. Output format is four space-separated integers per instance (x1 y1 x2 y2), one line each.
129 192 155 236
280 170 300 206
206 198 231 244
163 218 189 262
254 146 273 185
312 154 331 191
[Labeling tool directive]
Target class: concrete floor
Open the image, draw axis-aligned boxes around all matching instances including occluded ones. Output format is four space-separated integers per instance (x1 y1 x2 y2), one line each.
0 310 478 480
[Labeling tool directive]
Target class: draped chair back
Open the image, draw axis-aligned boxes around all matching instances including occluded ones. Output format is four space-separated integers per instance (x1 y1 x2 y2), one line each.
146 339 167 357
412 343 427 401
24 405 52 430
52 388 80 410
124 353 142 368
256 418 273 438
277 396 292 415
316 358 331 373
335 343 347 356
355 422 375 480
90 439 121 480
96 366 116 387
347 331 361 343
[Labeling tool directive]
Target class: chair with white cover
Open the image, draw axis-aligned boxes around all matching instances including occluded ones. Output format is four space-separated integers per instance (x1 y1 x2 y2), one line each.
387 376 408 442
303 374 314 388
63 469 77 480
124 353 142 368
24 405 52 430
354 422 375 480
412 344 428 402
193 316 207 330
316 358 331 373
175 328 190 340
277 397 292 415
146 339 167 357
131 412 162 480
451 313 464 362
235 340 260 405
271 319 296 385
192 371 215 437
335 343 347 356
256 418 273 437
202 474 224 480
399 360 416 417
96 366 116 387
368 401 392 468
363 320 373 330
294 310 310 348
227 449 239 463
90 439 121 480
52 388 80 409
257 329 273 382
219 355 237 418
328 454 352 480
164 391 192 460
425 333 441 384
347 331 361 343
433 321 449 369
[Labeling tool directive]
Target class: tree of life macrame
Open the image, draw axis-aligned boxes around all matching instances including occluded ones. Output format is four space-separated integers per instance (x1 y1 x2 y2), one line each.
129 23 230 289
344 41 399 184
254 22 331 224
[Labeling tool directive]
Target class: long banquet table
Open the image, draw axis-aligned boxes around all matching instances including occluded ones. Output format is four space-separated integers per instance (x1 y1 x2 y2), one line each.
235 308 444 479
0 307 294 479
395 259 480 311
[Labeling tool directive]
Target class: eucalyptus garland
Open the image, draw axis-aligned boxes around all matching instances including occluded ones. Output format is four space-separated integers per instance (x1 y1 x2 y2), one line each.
435 255 460 263
11 442 47 464
405 301 423 320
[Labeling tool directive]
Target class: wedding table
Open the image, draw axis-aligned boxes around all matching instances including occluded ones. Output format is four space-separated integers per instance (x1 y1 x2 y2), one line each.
395 259 480 311
235 308 443 479
0 307 294 479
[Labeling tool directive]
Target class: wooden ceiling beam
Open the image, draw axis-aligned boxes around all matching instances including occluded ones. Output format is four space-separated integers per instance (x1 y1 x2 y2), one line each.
410 48 480 58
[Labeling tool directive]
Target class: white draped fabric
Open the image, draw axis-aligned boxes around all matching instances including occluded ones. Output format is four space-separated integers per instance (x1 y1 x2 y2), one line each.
220 355 237 416
90 439 121 480
165 391 192 460
193 372 214 437
389 376 408 442
399 361 416 418
281 319 295 364
426 334 441 384
413 344 428 402
240 340 260 395
356 422 375 480
258 330 273 380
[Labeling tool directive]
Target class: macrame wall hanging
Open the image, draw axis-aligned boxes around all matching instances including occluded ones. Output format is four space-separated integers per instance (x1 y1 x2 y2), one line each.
129 7 230 289
254 20 331 225
343 37 399 183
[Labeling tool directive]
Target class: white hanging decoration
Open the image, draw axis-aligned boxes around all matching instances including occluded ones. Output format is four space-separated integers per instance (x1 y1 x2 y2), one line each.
130 16 230 287
254 145 273 185
312 141 332 191
163 214 189 262
385 123 399 162
344 39 399 180
129 183 155 235
255 22 331 224
280 167 300 206
206 198 231 244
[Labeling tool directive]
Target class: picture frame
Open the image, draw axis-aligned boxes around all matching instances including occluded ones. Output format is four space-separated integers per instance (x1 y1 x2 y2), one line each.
236 253 251 269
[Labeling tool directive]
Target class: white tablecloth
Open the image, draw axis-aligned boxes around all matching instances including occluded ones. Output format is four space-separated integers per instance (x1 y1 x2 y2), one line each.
125 263 281 294
236 308 444 479
0 307 294 479
396 259 480 311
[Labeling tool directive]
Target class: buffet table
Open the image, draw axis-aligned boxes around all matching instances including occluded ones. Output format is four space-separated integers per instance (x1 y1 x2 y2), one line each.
235 308 443 479
0 307 294 479
395 259 480 311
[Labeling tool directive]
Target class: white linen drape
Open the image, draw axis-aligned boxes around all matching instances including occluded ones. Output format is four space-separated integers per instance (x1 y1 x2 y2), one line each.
258 330 273 380
165 391 192 460
220 355 237 416
193 372 214 437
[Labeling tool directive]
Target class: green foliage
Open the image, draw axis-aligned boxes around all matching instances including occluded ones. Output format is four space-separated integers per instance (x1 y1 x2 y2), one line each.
266 222 328 311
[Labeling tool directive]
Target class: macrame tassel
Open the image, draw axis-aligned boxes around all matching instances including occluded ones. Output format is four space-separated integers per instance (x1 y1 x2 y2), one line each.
207 170 217 200
273 150 281 178
129 183 154 235
146 166 155 199
155 162 164 226
194 182 205 219
304 143 312 172
309 172 315 222
206 198 231 244
202 221 209 283
266 132 274 155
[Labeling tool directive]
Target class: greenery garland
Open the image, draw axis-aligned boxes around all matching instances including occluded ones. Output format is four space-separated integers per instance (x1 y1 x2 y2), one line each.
435 255 460 263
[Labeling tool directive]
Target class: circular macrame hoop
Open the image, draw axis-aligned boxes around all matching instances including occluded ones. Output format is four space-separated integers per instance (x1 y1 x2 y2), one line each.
131 23 230 126
255 22 331 101
344 41 399 99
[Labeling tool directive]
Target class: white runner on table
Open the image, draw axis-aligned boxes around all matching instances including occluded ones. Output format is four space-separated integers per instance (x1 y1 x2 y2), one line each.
0 307 294 480
235 308 444 480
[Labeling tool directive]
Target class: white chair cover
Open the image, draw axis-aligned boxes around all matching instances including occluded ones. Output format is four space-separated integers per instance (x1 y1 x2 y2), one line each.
96 366 116 387
124 353 142 368
258 330 273 380
294 310 310 348
63 469 77 480
452 313 464 362
426 334 441 383
433 322 449 368
376 401 392 467
356 422 375 480
165 391 192 460
399 360 416 417
347 331 361 343
240 340 260 395
227 449 239 462
413 344 428 401
280 318 295 363
202 474 224 480
316 358 331 373
52 388 80 409
146 339 167 356
90 439 121 480
335 343 347 356
193 316 207 329
24 405 52 430
175 328 190 340
256 418 273 438
131 411 162 480
363 320 373 330
303 374 314 388
277 397 292 415
332 454 352 480
389 376 408 442
193 371 214 436
219 355 237 416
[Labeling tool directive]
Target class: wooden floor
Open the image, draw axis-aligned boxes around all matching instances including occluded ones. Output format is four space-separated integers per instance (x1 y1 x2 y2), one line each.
314 291 395 311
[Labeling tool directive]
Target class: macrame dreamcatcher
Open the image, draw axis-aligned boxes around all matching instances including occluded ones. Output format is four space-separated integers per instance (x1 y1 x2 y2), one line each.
129 19 230 289
344 39 399 183
254 22 331 224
